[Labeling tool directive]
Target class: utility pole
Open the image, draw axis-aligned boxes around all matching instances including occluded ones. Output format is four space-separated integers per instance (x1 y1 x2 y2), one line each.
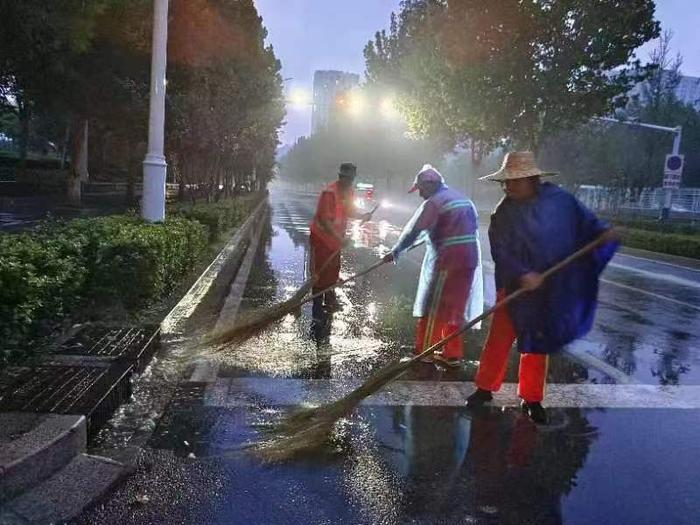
593 117 683 221
142 0 169 222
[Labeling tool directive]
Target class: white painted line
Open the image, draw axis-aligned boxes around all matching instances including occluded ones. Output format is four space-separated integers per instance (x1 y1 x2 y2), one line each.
618 252 700 274
601 278 700 312
189 206 268 382
563 340 638 384
205 378 700 409
608 262 700 289
214 211 266 333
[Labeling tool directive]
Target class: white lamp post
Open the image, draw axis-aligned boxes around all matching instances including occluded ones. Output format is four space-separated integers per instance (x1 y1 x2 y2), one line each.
142 0 169 222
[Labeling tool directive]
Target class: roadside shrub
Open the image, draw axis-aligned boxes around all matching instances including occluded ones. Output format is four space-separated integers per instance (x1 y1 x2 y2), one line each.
622 228 700 259
172 198 252 240
607 216 700 236
0 232 87 355
0 216 206 364
0 196 256 367
89 217 207 308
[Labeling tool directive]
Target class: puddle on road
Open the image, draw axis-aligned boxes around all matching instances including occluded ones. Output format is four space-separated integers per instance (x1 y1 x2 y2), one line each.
113 400 700 525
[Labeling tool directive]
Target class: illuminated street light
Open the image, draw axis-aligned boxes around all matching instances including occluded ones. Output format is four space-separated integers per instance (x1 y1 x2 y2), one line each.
380 96 399 119
347 90 367 117
288 87 312 109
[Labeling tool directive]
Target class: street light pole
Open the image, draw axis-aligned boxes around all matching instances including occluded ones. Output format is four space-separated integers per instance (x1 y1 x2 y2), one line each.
142 0 169 222
593 117 683 220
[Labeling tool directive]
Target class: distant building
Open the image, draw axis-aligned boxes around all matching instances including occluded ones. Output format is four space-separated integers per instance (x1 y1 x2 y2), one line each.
629 71 700 110
311 70 360 134
675 75 700 110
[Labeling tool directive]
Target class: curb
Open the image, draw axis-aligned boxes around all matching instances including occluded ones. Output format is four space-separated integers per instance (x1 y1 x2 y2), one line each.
161 198 269 336
0 414 86 504
105 197 270 461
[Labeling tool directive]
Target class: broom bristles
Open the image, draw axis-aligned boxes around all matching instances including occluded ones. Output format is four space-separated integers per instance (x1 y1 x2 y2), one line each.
206 280 314 346
251 357 413 462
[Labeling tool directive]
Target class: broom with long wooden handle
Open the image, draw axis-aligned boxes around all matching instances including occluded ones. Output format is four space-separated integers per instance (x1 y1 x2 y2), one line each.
253 233 611 462
207 206 382 346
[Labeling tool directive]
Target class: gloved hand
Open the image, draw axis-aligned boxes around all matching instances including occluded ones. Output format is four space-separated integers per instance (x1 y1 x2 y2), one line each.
382 252 396 264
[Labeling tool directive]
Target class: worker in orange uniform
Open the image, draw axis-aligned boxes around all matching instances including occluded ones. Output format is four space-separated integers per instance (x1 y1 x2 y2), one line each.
466 152 618 424
309 162 371 311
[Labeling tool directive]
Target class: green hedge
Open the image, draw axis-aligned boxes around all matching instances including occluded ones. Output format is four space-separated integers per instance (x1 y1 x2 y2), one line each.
0 232 87 355
1 196 255 366
171 200 251 241
607 216 700 236
622 228 700 260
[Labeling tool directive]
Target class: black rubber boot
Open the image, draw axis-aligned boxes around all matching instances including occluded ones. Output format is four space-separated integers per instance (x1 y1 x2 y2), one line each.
323 290 341 312
465 388 493 408
521 400 548 425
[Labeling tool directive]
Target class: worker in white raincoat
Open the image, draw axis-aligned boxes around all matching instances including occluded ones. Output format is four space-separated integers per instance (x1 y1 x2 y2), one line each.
384 165 483 367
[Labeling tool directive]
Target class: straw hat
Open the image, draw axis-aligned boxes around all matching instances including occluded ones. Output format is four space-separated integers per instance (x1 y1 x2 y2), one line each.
479 151 557 182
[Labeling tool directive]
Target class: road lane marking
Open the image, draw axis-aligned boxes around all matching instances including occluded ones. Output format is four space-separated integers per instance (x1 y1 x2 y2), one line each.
205 378 700 409
563 340 638 385
617 252 700 274
608 262 700 289
601 278 700 312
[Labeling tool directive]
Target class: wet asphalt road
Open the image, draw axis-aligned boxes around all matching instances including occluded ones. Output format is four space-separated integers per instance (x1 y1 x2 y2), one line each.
78 187 700 525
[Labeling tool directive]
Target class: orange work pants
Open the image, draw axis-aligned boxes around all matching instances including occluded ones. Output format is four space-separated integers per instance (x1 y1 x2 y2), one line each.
475 290 548 402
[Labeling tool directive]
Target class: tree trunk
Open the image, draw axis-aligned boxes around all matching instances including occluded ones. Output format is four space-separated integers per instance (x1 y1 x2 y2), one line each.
76 120 90 183
126 138 136 206
17 102 30 177
66 118 87 207
60 123 71 170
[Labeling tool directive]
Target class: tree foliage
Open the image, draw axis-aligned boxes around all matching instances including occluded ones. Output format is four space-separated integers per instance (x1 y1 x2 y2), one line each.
364 0 660 154
166 0 285 198
0 0 284 202
538 31 700 190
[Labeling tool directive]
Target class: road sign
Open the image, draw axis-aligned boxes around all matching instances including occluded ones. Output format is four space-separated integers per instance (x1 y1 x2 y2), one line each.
663 154 684 189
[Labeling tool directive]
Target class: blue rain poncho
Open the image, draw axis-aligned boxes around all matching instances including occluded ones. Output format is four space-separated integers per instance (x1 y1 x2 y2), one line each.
489 182 618 354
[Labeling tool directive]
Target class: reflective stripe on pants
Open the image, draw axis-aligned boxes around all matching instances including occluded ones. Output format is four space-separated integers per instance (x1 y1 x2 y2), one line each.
415 317 464 359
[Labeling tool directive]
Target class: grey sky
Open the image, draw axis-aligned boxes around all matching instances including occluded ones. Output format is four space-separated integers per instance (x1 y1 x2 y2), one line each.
254 0 700 144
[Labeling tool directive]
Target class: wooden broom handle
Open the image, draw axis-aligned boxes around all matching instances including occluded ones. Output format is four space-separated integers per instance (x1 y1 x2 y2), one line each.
411 232 611 363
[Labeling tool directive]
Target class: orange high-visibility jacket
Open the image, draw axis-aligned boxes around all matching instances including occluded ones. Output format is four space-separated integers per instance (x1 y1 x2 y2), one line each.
310 181 355 249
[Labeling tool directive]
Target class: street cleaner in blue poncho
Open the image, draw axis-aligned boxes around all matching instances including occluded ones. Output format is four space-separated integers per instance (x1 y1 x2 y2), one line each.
383 165 484 368
466 151 618 424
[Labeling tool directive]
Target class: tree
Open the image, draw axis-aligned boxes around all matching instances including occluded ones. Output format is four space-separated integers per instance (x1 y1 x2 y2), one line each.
538 30 700 195
0 0 284 205
166 0 284 200
364 0 659 155
0 1 117 173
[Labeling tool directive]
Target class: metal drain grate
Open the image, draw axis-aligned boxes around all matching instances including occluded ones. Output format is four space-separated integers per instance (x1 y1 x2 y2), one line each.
0 363 132 440
57 324 160 373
